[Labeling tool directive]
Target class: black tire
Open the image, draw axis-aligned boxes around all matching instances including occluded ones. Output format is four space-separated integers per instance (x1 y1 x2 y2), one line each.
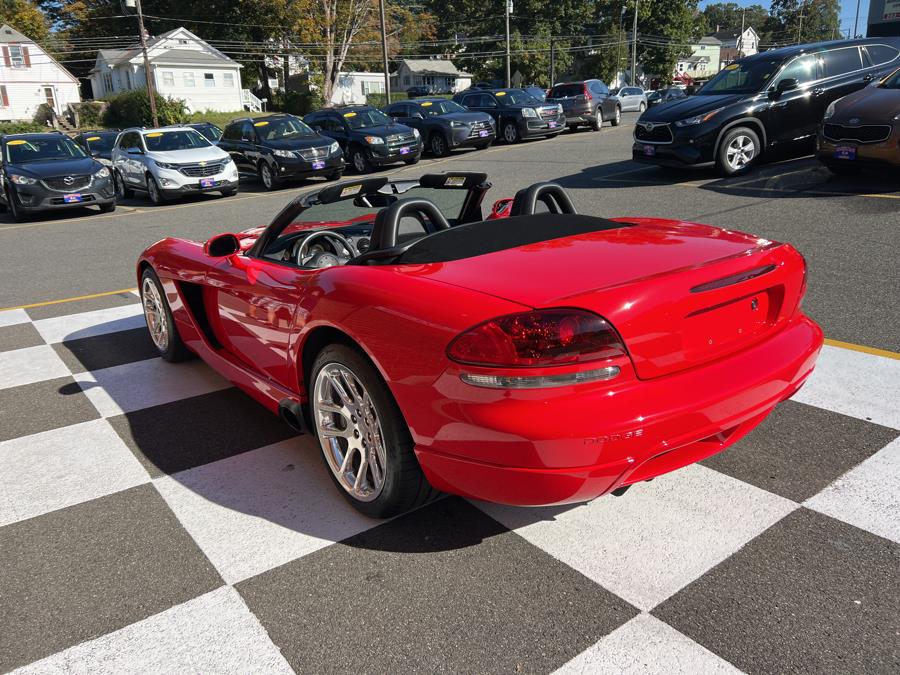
140 267 193 363
220 188 237 197
611 106 622 127
326 170 343 181
6 187 26 222
99 201 116 213
429 132 450 157
589 108 602 131
825 163 855 176
258 162 280 190
349 147 372 174
639 101 646 113
716 126 761 176
403 154 420 165
146 174 166 204
567 124 579 133
115 170 133 199
474 141 492 150
310 344 436 518
502 120 520 144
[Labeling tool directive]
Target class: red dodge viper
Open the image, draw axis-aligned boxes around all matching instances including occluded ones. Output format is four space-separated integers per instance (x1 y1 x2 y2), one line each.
138 173 823 517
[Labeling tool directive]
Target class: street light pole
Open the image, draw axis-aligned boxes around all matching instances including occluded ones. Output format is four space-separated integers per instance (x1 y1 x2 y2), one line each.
618 6 625 86
853 0 861 38
505 0 512 88
378 0 391 104
133 0 158 127
630 0 639 87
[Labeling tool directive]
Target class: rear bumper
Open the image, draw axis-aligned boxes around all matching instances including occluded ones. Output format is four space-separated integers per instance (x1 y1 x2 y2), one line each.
413 314 823 506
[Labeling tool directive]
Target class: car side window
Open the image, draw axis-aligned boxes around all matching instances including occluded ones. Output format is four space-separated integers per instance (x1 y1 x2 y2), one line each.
481 94 498 107
222 123 241 141
821 47 863 78
776 54 818 86
461 95 477 107
240 121 256 142
864 44 899 67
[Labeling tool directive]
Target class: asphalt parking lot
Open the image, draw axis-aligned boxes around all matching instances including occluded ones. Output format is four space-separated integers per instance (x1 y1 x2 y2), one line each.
1 112 898 673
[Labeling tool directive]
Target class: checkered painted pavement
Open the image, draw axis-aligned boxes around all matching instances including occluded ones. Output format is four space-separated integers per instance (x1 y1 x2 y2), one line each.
1 292 898 674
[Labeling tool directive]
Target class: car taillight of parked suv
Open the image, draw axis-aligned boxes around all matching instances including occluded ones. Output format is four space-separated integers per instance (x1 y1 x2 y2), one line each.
547 80 622 131
633 37 900 175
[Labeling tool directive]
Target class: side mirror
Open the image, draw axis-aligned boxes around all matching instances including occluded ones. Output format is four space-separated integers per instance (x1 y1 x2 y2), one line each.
127 147 143 155
204 233 241 258
774 78 799 96
313 126 323 132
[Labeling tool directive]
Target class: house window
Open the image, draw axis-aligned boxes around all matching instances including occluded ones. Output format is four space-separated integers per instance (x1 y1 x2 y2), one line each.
362 80 384 95
0 85 8 107
422 76 435 86
162 71 175 87
223 72 234 88
8 46 25 68
204 73 215 87
403 75 410 85
103 73 113 93
183 72 195 87
125 70 132 88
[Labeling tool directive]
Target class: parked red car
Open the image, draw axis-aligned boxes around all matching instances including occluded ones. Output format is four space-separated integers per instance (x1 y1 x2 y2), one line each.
138 173 823 517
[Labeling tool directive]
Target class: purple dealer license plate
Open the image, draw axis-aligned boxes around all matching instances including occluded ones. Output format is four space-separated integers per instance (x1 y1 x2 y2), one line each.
312 160 326 170
199 178 217 188
834 145 856 160
643 144 656 157
400 147 410 155
63 193 82 203
548 121 558 128
479 130 490 137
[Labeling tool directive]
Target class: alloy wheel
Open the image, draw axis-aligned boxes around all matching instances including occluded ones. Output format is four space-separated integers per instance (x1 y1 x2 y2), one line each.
726 135 756 171
615 107 621 124
503 123 518 143
141 277 169 352
352 151 367 173
430 134 445 156
639 102 646 112
260 164 273 189
313 363 387 502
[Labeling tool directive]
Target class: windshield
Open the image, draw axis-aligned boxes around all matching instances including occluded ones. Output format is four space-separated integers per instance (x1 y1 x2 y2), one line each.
549 84 584 98
5 136 87 164
143 130 211 151
421 100 467 116
698 59 782 94
343 109 393 129
192 124 222 141
253 117 314 140
881 68 900 89
647 90 661 101
499 90 542 105
83 133 117 153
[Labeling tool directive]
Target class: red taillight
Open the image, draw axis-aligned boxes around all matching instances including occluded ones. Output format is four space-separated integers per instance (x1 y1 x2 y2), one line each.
448 309 626 367
583 84 593 100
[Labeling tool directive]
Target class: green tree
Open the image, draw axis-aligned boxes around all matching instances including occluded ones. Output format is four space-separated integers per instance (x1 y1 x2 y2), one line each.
0 0 49 43
634 0 698 82
703 3 769 34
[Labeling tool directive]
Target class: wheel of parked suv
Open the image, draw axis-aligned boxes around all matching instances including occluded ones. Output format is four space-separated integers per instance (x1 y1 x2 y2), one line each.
220 188 237 197
258 162 280 190
146 175 165 205
611 106 622 126
310 343 436 518
99 202 116 213
590 109 602 131
639 102 646 113
350 147 372 173
475 141 492 150
6 187 25 223
115 170 133 199
429 133 449 157
140 267 193 363
502 121 520 143
326 170 343 181
403 155 419 165
717 127 760 176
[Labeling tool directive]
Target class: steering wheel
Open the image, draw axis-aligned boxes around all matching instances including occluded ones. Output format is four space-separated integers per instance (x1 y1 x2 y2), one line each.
295 231 356 268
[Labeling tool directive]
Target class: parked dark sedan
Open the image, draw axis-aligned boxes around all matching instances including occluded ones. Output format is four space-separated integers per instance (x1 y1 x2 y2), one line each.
383 98 495 155
185 122 223 142
0 133 116 221
646 87 688 108
304 106 422 173
406 85 434 98
547 80 621 130
72 129 119 165
453 88 564 143
218 114 344 190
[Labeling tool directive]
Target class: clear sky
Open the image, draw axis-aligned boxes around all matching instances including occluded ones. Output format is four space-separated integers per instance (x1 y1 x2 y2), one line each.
697 0 872 39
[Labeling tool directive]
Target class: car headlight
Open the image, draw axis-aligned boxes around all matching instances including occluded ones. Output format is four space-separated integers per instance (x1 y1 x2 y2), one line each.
824 101 837 120
329 141 340 155
449 120 468 128
95 167 110 179
154 160 180 170
556 104 563 114
521 107 538 118
673 108 724 127
9 174 36 185
273 149 295 158
412 128 420 138
364 135 384 145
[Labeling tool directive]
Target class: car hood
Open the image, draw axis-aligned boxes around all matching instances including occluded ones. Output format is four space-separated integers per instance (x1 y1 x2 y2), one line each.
832 86 900 122
640 94 744 122
438 111 492 124
147 146 230 163
355 124 413 137
8 156 101 178
264 135 331 150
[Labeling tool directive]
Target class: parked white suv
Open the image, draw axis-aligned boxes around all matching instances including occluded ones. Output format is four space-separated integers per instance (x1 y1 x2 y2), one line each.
111 126 239 204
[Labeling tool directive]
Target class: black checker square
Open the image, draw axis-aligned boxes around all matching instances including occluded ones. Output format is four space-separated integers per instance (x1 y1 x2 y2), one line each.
0 376 100 442
653 508 900 674
52 326 160 373
237 497 638 674
0 484 223 672
0 321 44 352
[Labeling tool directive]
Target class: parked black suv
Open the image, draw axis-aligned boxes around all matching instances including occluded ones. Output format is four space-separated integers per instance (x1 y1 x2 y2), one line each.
547 80 621 131
0 133 115 222
633 38 900 175
452 88 565 143
185 122 223 142
383 98 495 156
73 129 119 164
218 114 344 190
304 106 422 173
646 87 688 108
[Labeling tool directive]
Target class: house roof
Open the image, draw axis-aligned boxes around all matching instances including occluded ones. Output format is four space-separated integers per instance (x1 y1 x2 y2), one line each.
0 24 31 43
397 59 472 78
683 55 710 64
708 27 758 43
91 27 238 72
697 36 722 45
149 49 237 66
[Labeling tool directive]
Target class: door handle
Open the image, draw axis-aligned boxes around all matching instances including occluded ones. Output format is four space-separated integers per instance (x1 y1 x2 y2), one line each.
863 73 875 82
811 88 825 97
771 101 787 109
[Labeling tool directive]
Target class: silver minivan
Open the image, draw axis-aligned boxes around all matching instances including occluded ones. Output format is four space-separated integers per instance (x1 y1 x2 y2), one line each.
614 86 648 113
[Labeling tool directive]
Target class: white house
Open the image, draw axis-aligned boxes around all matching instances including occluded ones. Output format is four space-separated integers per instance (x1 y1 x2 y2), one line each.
710 27 760 59
330 72 388 105
0 24 81 122
89 27 254 113
390 59 472 94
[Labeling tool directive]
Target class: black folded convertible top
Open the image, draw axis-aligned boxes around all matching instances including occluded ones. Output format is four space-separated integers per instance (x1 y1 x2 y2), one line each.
395 213 631 264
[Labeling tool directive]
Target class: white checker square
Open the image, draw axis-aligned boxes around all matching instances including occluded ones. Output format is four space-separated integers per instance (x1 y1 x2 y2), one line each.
0 344 70 390
11 587 294 675
33 304 144 345
0 419 150 527
154 438 378 584
479 463 797 611
0 308 30 328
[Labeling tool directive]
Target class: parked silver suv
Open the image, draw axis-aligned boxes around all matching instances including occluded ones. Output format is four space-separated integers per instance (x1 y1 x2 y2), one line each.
111 126 239 204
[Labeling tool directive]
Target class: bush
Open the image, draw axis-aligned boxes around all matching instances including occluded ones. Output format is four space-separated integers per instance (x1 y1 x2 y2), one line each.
72 101 106 128
0 121 48 134
270 87 325 116
103 90 188 128
33 103 53 125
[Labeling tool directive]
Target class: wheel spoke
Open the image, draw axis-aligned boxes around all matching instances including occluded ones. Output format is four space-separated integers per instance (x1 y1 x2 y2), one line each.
321 423 353 439
339 445 355 474
353 456 368 492
317 400 344 415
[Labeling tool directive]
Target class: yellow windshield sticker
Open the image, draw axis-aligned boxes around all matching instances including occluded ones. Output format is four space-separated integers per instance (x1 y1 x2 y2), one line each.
340 184 362 197
496 91 506 96
724 63 740 71
253 121 269 127
145 132 163 137
421 101 433 107
6 139 28 145
343 112 357 118
86 136 101 141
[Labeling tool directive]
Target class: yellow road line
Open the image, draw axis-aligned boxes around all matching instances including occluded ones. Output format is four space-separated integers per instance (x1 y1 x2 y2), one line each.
0 287 139 311
823 338 900 361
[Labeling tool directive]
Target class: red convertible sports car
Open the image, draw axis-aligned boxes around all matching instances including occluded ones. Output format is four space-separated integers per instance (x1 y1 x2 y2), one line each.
138 173 823 517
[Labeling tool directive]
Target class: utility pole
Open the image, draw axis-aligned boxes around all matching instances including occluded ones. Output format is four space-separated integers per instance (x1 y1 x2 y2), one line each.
378 0 391 103
797 3 804 44
618 6 625 86
630 0 639 87
550 39 556 85
853 0 861 38
505 0 512 88
739 8 745 54
132 0 158 127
